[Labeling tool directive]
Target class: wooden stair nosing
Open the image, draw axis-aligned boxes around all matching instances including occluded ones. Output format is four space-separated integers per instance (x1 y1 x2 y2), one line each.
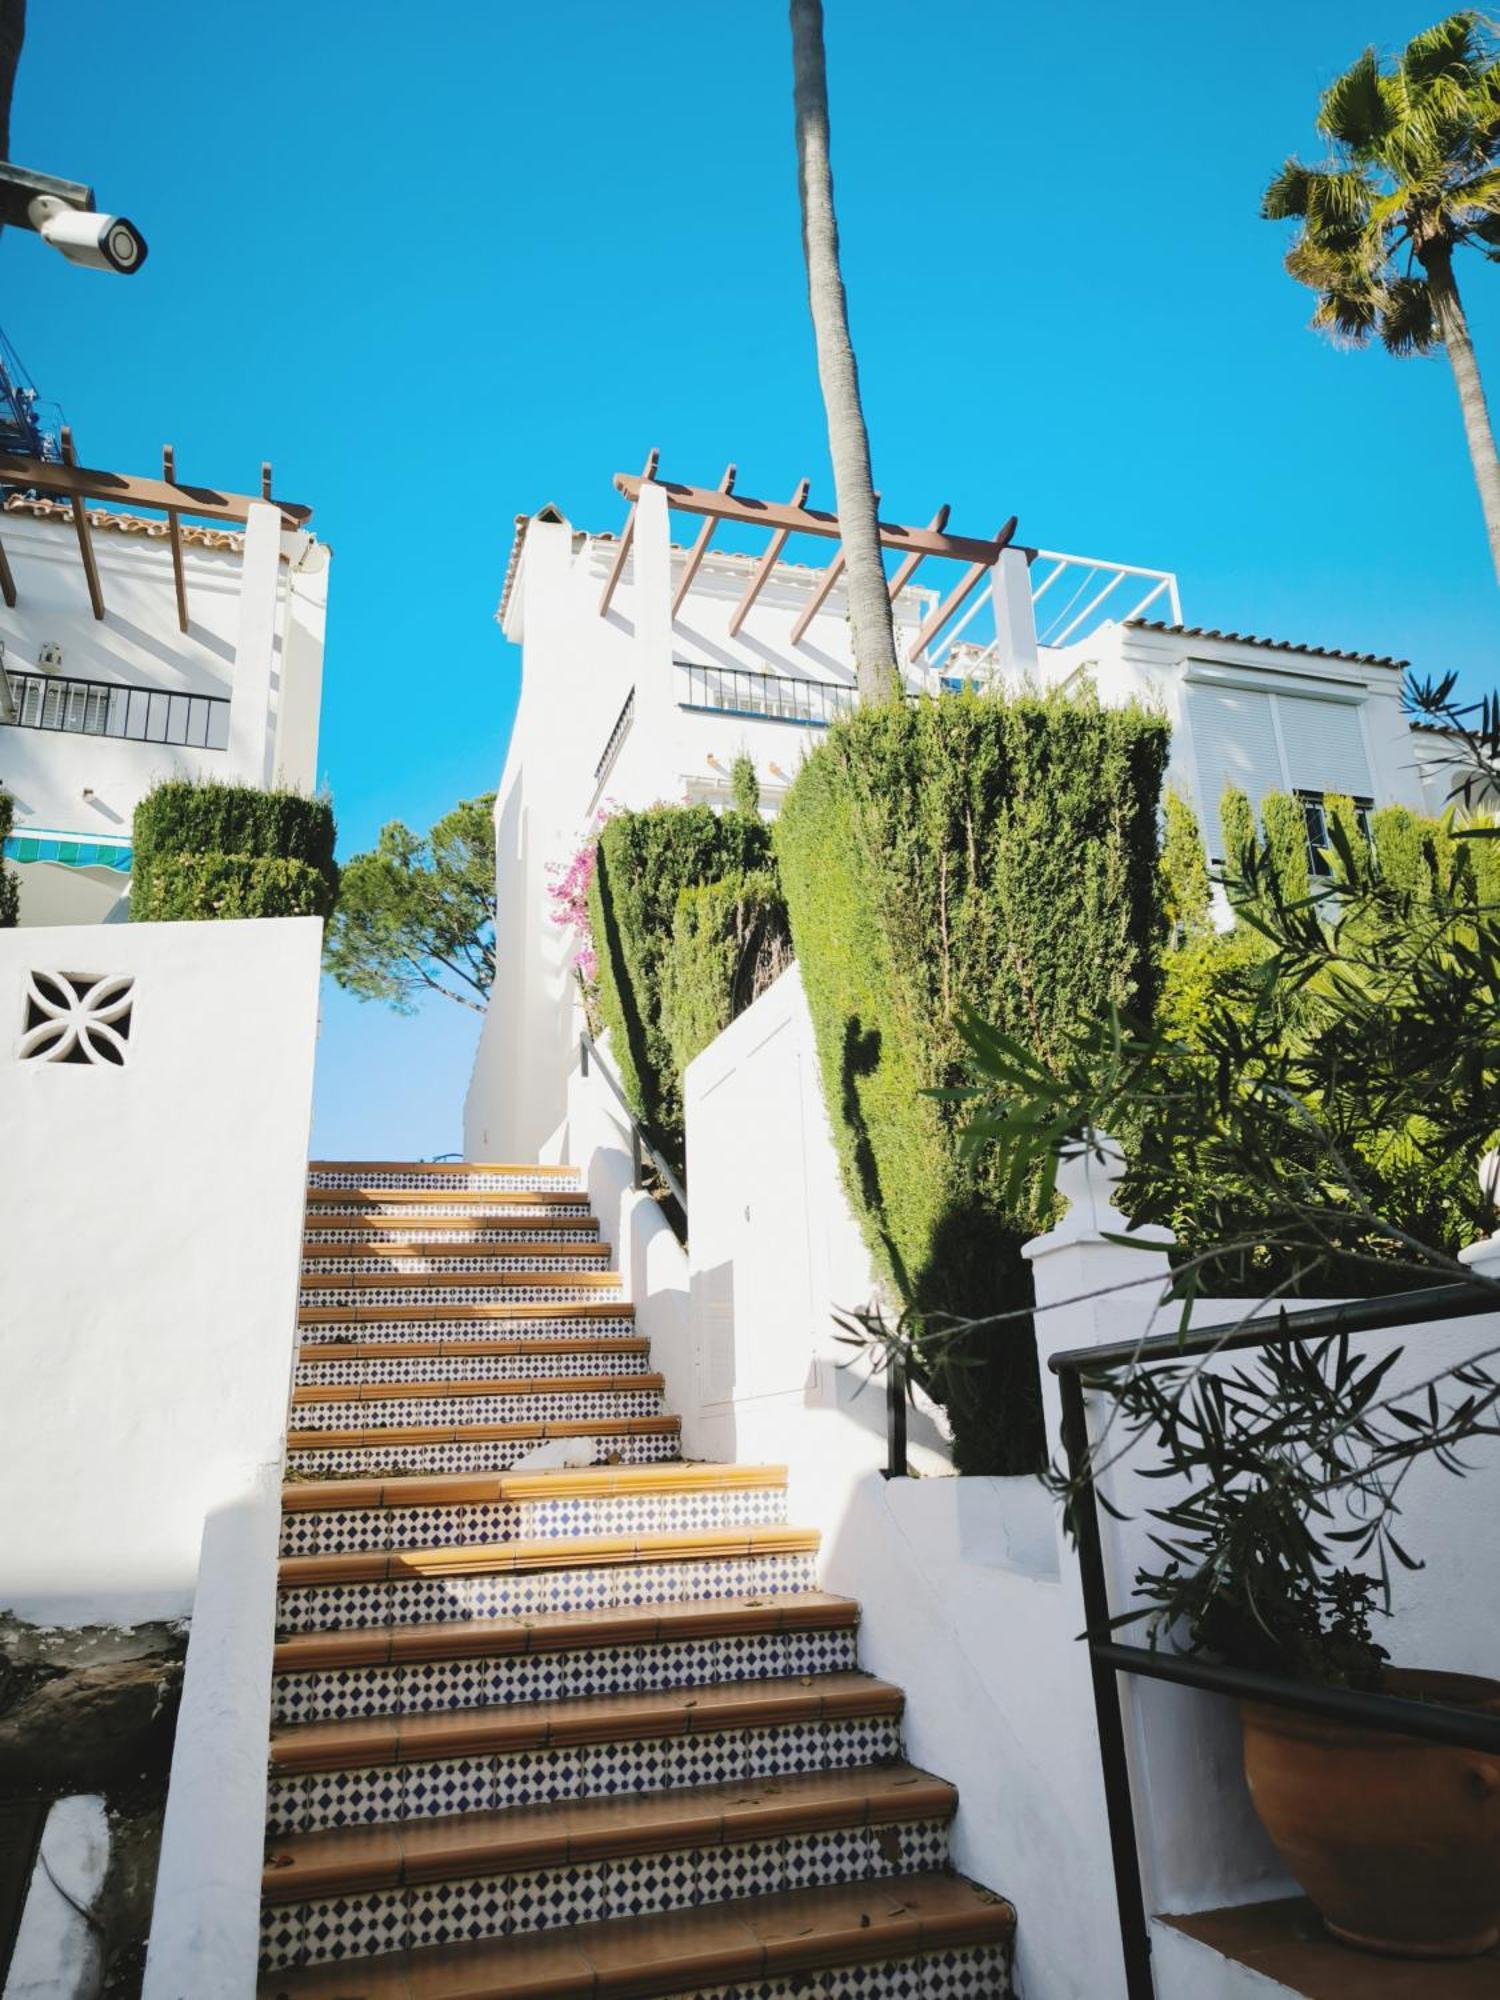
285 1413 679 1454
254 1870 1016 1997
295 1334 649 1367
300 1240 613 1261
280 1462 788 1514
299 1270 623 1293
268 1670 901 1775
290 1372 664 1408
271 1588 858 1675
302 1187 592 1208
302 1213 601 1234
262 1761 955 1902
278 1524 820 1591
308 1160 584 1178
298 1301 634 1327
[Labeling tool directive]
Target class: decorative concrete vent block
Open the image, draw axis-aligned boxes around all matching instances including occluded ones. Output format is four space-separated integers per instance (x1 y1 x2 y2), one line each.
19 970 135 1066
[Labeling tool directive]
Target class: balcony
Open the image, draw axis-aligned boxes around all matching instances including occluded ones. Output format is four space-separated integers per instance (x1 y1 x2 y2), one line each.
2 668 230 750
676 661 859 727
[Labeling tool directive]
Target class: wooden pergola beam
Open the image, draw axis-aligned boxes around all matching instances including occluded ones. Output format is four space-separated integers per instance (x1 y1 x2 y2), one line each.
162 445 189 633
788 490 879 648
0 452 312 528
887 503 950 603
728 478 811 638
60 428 105 621
908 517 1020 660
599 446 659 617
671 463 735 619
616 471 1022 568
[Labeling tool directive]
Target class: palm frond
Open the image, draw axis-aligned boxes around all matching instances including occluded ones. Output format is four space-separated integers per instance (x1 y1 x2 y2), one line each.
1317 47 1395 152
1263 157 1316 220
1400 10 1485 92
1378 273 1438 354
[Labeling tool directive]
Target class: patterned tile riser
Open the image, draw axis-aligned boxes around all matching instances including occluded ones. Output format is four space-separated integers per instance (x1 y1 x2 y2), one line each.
301 1252 610 1275
271 1626 858 1724
277 1551 821 1634
290 1388 663 1434
299 1282 625 1309
294 1350 652 1391
296 1313 636 1349
307 1171 583 1192
302 1227 600 1246
258 1817 950 1970
278 1486 788 1557
284 1432 679 1477
306 1200 593 1220
264 1711 904 1835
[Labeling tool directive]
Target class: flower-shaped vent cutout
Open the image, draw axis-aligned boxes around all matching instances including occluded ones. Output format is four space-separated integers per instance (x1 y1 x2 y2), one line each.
20 971 135 1066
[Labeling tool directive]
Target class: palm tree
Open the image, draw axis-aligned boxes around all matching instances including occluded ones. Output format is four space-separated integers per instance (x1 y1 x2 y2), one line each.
789 0 899 701
1264 13 1500 584
0 2 25 169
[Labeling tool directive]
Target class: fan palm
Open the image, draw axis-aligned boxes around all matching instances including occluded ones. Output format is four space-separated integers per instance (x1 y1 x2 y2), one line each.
788 0 899 700
1263 13 1500 583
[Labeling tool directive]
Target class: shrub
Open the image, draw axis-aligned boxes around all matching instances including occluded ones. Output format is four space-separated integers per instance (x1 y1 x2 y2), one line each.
131 780 338 921
1160 791 1212 941
130 852 336 922
589 803 772 1167
0 790 17 929
1260 790 1311 903
662 869 792 1082
774 686 1169 1473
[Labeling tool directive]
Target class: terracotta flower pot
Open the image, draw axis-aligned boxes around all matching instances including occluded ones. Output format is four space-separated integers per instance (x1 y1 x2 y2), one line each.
1239 1668 1500 1958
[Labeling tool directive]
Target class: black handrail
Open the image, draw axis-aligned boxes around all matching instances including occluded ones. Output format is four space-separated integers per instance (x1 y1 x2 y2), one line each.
3 667 230 749
676 661 859 728
579 1031 688 1234
595 687 634 786
1047 1276 1500 1998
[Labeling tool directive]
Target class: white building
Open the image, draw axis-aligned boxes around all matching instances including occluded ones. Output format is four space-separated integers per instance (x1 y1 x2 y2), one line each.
0 460 329 925
468 461 1442 1162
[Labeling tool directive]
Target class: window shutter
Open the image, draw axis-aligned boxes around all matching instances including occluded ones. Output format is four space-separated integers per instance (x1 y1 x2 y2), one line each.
1186 686 1284 855
1280 696 1373 799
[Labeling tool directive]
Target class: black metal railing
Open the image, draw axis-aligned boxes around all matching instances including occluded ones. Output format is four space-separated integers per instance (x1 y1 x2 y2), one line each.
677 662 858 728
595 687 635 786
579 1031 687 1241
1048 1278 1500 1998
3 669 230 750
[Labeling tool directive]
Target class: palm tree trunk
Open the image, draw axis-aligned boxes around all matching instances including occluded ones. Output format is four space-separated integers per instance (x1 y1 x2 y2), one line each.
789 0 899 702
1425 243 1500 587
0 2 25 223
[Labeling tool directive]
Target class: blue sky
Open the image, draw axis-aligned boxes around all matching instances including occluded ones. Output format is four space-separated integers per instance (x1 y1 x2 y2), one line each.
9 2 1498 1158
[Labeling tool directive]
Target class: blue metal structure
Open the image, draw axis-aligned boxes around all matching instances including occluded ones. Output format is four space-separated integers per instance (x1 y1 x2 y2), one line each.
0 327 62 463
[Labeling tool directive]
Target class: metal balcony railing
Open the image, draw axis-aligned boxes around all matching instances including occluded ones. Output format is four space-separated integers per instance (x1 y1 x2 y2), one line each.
2 669 230 750
676 661 858 728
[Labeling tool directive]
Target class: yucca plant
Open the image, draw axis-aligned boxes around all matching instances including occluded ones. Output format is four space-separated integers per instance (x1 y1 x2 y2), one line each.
1263 13 1500 581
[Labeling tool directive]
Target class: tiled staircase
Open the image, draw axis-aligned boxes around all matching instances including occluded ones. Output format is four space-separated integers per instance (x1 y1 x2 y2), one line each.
258 1160 1016 1999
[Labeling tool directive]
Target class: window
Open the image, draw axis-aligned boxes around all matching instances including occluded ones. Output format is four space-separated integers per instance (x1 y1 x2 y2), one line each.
1298 792 1373 877
1185 678 1376 860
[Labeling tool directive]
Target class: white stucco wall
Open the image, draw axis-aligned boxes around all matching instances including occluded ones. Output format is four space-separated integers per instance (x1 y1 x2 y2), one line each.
0 506 329 926
0 916 321 1625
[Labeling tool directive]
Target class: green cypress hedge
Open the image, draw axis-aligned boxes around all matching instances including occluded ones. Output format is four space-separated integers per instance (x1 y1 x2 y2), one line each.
0 790 18 928
131 780 338 921
662 868 792 1084
588 805 772 1167
774 687 1169 1474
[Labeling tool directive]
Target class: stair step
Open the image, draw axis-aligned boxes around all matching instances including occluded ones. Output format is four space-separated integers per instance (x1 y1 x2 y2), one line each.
296 1335 647 1367
258 1764 956 1969
303 1216 601 1241
294 1344 654 1394
287 1377 665 1437
299 1275 625 1313
275 1527 821 1634
308 1162 583 1194
278 1464 789 1559
255 1870 1016 1998
270 1590 859 1723
285 1414 682 1479
301 1245 613 1275
299 1300 633 1329
264 1673 906 1835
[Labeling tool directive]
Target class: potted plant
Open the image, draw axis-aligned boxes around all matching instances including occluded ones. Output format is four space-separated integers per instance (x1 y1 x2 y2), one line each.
1075 1327 1500 1957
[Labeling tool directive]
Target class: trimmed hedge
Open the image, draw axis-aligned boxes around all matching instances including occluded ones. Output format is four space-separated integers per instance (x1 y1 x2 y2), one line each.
131 780 338 921
662 869 792 1083
589 805 772 1167
0 790 17 929
774 687 1169 1474
130 852 335 922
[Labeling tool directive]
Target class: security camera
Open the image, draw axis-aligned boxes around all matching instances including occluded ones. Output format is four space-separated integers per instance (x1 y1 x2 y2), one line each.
27 195 147 275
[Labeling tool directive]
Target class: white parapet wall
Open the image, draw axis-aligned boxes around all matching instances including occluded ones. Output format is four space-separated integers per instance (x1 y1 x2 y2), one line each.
0 915 321 1627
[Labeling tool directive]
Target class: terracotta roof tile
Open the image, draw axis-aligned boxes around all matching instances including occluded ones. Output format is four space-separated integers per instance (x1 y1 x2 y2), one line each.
1125 618 1406 671
3 492 247 553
